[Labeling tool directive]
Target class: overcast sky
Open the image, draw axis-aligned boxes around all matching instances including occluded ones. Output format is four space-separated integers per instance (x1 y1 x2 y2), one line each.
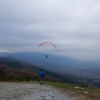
0 0 100 60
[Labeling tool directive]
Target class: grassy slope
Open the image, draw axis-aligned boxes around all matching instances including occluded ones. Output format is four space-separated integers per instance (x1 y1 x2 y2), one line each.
44 81 100 100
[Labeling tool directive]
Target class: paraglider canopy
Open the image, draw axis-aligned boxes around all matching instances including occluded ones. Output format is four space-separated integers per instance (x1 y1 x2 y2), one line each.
39 42 57 48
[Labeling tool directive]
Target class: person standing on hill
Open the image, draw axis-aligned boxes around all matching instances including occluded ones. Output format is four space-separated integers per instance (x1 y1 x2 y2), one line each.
39 70 44 85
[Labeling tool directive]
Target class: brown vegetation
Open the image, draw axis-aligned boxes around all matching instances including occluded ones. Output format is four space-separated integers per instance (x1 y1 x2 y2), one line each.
0 65 54 82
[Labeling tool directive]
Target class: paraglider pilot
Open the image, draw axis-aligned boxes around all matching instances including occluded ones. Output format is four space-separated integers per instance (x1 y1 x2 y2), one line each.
39 69 44 85
46 55 48 58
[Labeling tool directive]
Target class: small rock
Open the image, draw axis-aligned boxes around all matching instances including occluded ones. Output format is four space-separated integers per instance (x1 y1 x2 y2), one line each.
83 91 88 94
74 87 79 89
45 97 51 100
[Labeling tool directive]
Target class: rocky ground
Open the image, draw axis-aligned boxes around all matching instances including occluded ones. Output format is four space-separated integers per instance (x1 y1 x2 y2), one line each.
0 82 82 100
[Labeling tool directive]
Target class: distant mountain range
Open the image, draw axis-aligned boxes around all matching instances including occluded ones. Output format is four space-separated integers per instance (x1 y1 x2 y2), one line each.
0 52 100 87
1 52 100 74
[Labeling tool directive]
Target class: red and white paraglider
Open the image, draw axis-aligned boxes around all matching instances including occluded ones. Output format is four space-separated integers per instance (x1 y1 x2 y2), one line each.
39 42 57 58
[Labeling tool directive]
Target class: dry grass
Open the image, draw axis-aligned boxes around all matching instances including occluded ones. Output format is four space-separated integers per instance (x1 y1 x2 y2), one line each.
45 81 100 100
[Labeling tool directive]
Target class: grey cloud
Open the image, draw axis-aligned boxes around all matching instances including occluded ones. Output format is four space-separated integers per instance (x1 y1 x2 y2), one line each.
0 0 100 60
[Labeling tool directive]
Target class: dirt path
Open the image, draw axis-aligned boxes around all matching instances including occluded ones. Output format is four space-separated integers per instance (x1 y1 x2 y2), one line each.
0 82 79 100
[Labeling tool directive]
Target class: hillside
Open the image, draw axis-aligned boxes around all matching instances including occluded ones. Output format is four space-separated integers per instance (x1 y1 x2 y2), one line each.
0 57 82 84
0 57 54 81
0 52 100 87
